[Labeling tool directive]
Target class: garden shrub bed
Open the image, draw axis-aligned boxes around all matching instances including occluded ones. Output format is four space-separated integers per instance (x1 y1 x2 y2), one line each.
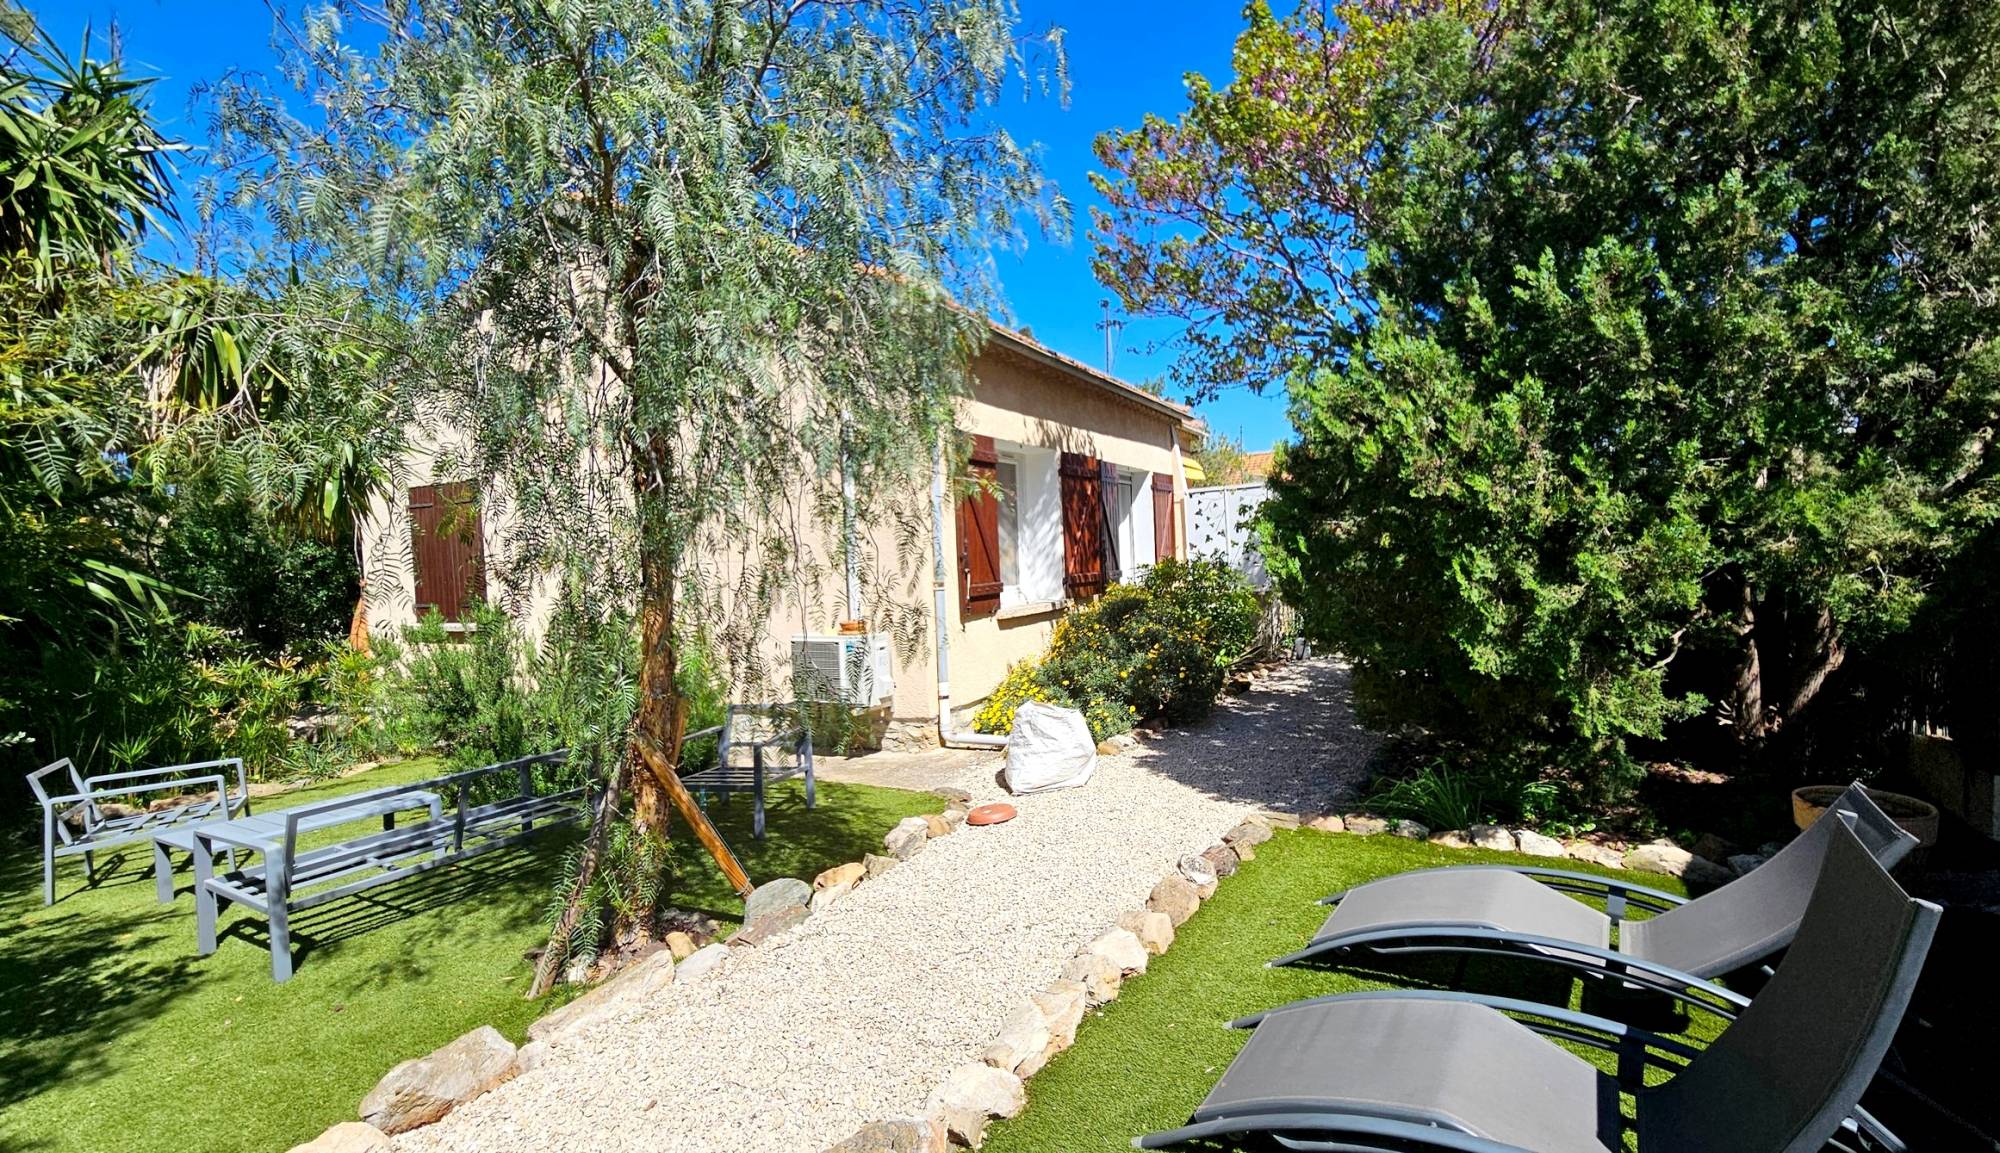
973 559 1259 742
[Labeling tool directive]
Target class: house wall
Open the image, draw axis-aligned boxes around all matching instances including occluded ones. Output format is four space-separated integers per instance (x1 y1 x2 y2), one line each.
359 340 1192 731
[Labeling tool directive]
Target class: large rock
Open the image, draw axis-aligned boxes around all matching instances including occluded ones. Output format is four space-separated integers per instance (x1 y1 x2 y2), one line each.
810 883 854 915
527 950 675 1043
937 806 966 831
815 861 867 891
729 903 810 947
1306 814 1347 833
884 817 931 861
1255 809 1304 829
1224 818 1274 849
1682 855 1737 890
1201 843 1240 877
1727 851 1769 877
982 1000 1054 1077
927 1063 1026 1148
863 852 901 880
1467 825 1517 852
1033 980 1088 1052
1515 830 1566 858
930 786 974 806
664 931 699 960
1625 840 1693 877
677 943 731 982
1059 950 1122 1005
510 1040 550 1076
824 1119 947 1153
1429 830 1472 849
1690 833 1739 864
923 813 954 838
1117 909 1175 955
744 877 812 925
1086 928 1150 976
288 1123 394 1153
359 1026 518 1134
1177 853 1218 889
1390 819 1431 840
1343 815 1389 836
1565 840 1626 869
1147 875 1201 927
1232 840 1257 862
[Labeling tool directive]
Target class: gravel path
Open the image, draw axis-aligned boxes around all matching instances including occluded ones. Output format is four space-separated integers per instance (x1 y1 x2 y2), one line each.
397 657 1376 1153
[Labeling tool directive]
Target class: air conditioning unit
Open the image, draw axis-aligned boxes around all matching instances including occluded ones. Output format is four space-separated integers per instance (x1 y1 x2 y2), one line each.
791 634 894 706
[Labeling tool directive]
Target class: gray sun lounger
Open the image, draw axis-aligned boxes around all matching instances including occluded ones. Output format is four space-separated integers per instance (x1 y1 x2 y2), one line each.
1269 781 1916 1016
1140 817 1938 1152
28 757 251 905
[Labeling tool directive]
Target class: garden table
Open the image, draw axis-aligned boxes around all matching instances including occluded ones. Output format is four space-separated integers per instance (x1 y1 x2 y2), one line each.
150 786 442 903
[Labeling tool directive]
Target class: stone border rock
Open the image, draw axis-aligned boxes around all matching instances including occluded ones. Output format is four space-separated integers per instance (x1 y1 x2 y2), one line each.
1298 808 1772 886
821 812 1274 1151
289 792 979 1153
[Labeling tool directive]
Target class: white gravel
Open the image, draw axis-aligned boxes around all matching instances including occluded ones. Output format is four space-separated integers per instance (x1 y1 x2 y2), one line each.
396 658 1375 1153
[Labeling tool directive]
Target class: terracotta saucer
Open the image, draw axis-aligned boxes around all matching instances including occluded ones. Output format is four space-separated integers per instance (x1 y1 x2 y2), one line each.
964 802 1018 826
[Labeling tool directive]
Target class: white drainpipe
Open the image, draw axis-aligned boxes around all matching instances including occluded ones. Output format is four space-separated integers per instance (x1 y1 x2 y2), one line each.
931 436 1009 751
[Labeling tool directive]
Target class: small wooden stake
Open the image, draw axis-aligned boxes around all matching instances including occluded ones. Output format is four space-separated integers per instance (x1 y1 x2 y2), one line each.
635 732 753 898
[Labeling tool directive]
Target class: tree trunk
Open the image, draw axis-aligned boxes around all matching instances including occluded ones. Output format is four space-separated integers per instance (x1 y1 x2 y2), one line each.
528 764 625 998
628 544 683 834
1730 579 1765 746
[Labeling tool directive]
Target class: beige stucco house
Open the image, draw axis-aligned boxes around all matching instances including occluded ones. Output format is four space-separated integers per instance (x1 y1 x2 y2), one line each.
358 321 1203 746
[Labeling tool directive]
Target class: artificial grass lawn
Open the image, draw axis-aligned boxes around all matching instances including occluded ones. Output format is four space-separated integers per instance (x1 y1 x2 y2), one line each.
1 760 935 1153
983 827 1696 1153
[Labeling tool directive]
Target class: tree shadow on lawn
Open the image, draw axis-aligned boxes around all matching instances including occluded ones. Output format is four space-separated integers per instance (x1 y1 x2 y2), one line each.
661 778 937 925
0 775 932 1153
0 837 565 1130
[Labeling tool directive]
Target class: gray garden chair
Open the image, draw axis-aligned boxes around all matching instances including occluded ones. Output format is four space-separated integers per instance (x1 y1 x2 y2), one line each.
681 704 814 839
1139 817 1938 1152
27 756 250 905
1270 781 1916 1016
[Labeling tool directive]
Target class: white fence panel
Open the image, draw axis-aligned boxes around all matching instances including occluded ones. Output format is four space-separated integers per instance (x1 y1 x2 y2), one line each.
1187 482 1270 588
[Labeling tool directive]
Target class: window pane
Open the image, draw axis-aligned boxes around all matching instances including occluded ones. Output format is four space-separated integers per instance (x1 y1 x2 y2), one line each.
996 460 1019 587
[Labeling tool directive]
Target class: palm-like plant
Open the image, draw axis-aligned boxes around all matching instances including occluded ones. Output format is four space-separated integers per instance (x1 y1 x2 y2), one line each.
0 10 180 279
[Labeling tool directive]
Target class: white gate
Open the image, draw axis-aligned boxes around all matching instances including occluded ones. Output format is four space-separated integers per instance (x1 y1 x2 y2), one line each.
1187 482 1270 588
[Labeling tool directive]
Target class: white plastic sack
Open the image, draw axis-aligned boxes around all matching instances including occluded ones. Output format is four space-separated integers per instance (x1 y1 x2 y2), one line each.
1003 701 1098 795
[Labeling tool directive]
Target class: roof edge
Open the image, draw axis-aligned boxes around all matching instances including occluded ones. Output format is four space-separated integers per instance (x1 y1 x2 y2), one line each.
981 321 1205 433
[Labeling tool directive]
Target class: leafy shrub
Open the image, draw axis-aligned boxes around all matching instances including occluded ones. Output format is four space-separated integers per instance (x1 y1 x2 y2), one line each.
972 559 1258 741
153 484 360 652
1365 748 1604 835
1365 763 1484 831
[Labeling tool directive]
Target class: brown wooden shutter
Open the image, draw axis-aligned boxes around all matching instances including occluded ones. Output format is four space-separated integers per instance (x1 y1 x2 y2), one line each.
409 481 485 622
1060 451 1105 601
1152 472 1176 561
957 436 1002 615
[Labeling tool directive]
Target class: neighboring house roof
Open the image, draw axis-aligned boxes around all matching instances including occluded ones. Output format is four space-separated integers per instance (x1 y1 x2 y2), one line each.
982 321 1206 436
1241 450 1277 479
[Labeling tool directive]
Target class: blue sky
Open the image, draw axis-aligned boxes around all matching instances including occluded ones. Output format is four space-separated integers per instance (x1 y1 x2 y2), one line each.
37 1 1292 451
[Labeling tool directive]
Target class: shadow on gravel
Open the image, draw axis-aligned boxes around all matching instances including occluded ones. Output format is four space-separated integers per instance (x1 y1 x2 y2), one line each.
1131 657 1382 817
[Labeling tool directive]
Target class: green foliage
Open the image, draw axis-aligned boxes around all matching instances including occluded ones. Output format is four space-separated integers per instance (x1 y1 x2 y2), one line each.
1100 0 2000 798
153 483 360 652
13 618 313 777
1365 763 1486 832
549 817 677 968
973 559 1259 741
0 10 180 276
0 15 398 790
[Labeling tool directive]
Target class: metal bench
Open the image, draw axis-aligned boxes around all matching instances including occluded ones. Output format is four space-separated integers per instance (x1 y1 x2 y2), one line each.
149 787 442 904
192 751 590 982
682 704 815 839
27 757 251 906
